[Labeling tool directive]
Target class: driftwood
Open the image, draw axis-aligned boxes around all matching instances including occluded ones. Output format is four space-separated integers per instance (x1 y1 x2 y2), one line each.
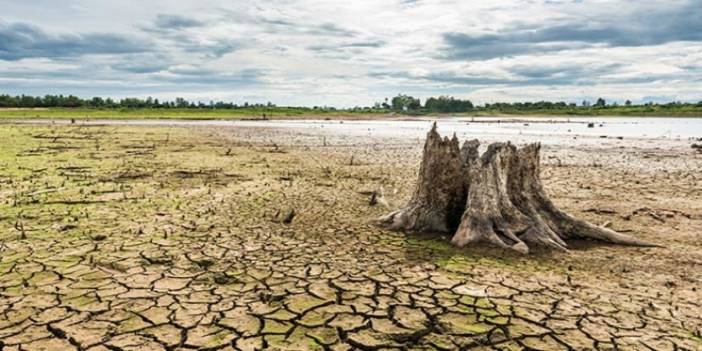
379 124 656 253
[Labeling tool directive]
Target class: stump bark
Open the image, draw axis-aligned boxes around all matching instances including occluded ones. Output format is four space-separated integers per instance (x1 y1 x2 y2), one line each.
378 128 465 233
379 124 656 253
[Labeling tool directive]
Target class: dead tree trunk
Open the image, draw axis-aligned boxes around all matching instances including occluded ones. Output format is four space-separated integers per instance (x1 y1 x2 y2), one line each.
379 124 656 253
378 127 466 233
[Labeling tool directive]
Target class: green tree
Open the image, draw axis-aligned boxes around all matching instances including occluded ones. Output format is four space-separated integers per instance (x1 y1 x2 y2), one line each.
391 94 420 111
424 96 473 113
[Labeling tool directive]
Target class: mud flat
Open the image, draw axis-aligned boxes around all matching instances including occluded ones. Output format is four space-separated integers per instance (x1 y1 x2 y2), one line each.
0 122 701 350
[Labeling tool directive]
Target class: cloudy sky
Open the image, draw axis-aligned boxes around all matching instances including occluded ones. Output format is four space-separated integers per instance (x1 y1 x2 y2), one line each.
1 0 701 107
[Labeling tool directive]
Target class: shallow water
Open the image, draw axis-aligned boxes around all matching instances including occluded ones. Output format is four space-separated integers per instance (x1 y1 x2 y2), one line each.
232 117 702 140
12 116 702 140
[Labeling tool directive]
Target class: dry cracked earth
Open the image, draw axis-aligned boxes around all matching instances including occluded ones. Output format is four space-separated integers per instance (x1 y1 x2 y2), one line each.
0 123 701 351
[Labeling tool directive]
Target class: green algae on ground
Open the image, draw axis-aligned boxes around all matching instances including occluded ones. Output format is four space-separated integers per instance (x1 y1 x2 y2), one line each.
691 332 702 345
405 234 567 276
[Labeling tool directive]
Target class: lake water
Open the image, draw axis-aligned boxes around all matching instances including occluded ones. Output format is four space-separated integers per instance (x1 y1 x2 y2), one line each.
229 117 702 140
12 116 702 141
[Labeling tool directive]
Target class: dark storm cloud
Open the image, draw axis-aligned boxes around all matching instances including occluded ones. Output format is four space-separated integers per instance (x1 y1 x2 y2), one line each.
441 1 702 60
140 16 243 58
169 33 243 58
377 70 584 86
441 33 572 60
310 23 356 36
370 61 669 87
0 65 265 95
111 55 172 73
154 67 264 86
153 14 205 30
257 18 357 37
260 19 296 27
0 67 89 80
308 40 386 52
368 70 511 85
142 14 205 35
508 63 622 80
0 22 148 61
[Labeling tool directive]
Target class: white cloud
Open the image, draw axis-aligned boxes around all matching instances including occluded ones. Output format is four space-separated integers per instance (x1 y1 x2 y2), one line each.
0 0 700 106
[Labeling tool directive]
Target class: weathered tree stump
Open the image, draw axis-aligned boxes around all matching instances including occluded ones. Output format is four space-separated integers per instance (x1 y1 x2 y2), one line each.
379 124 656 253
378 129 465 233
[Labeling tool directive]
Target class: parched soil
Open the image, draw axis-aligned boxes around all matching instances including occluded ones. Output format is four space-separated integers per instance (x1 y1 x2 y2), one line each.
0 124 700 351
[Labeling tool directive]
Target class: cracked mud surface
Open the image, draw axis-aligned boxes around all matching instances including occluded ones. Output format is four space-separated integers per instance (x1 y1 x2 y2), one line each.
1 124 701 350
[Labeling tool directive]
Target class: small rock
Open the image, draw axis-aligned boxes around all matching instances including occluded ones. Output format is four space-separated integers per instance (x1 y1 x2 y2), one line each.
283 209 296 224
213 273 230 285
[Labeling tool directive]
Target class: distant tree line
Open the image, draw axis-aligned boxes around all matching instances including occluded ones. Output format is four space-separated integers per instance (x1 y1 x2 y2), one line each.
0 94 277 109
482 98 702 110
2 93 701 113
380 94 702 113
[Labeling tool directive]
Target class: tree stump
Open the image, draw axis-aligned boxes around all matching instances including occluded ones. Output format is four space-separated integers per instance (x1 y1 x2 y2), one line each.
378 127 466 233
379 124 656 253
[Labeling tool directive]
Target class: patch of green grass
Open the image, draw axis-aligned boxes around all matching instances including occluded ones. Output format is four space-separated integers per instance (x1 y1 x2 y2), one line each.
307 338 324 350
2 104 701 120
473 105 702 117
0 125 200 242
405 234 566 274
0 107 385 120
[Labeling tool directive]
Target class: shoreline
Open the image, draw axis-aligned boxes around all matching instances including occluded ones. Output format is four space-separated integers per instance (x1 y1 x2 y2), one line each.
5 117 702 143
2 109 702 121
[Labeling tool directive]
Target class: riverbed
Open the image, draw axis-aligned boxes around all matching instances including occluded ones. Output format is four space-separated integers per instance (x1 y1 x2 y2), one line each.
10 116 702 143
1 122 701 350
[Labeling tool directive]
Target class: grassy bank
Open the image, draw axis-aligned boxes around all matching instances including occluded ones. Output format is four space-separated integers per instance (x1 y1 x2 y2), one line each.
1 104 701 120
474 104 702 117
0 107 383 120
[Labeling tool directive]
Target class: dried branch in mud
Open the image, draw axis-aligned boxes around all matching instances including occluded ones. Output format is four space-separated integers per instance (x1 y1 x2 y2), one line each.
14 219 26 240
272 208 296 224
379 124 658 253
